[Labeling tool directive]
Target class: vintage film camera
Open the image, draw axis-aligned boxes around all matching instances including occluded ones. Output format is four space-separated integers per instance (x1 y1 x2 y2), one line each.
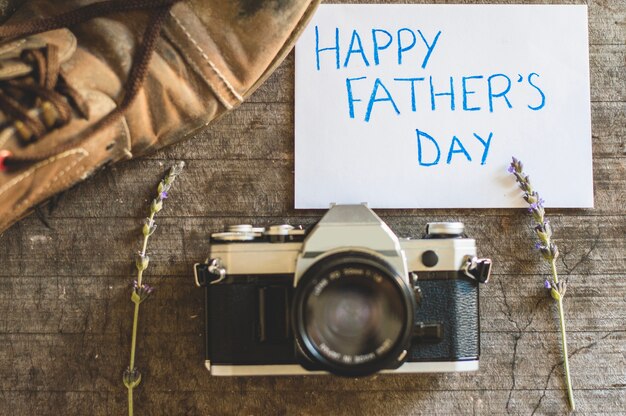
194 204 491 377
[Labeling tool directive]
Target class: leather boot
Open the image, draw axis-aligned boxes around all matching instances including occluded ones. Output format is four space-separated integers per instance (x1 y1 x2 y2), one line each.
0 0 319 233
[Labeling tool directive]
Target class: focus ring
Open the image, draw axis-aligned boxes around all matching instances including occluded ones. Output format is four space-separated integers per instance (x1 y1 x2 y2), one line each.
292 251 416 377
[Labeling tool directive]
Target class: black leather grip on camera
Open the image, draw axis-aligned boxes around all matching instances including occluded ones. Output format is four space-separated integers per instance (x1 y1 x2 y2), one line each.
204 275 296 365
409 272 480 361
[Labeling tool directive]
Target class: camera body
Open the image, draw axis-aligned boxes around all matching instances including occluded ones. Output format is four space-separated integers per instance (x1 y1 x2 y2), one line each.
194 204 491 377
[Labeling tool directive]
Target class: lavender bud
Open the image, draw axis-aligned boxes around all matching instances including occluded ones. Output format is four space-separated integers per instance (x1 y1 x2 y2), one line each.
136 255 149 272
544 221 552 237
143 218 157 235
171 161 185 175
164 172 176 186
163 162 184 185
510 157 521 173
549 242 559 260
521 177 532 193
544 280 551 289
540 245 553 261
162 162 184 190
535 228 549 244
150 199 163 214
157 181 164 194
135 283 154 302
123 367 142 388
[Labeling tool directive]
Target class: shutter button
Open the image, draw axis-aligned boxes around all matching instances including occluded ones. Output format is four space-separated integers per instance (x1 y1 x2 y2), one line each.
421 250 438 267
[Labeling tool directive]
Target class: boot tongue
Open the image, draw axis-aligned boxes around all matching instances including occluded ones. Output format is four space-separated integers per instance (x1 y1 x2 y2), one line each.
0 29 76 80
0 38 46 80
31 29 77 64
0 29 76 81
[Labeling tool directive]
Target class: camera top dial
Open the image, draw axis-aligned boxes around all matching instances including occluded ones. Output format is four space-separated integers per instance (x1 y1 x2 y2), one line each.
424 222 466 238
211 224 305 243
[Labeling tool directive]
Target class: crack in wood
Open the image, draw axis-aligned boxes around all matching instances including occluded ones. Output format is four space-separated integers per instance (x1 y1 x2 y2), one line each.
500 280 543 413
530 361 560 416
559 230 601 276
530 332 615 415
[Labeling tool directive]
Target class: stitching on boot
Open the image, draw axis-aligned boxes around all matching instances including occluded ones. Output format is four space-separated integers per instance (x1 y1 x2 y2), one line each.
117 110 133 159
169 11 244 104
0 148 88 198
165 34 234 110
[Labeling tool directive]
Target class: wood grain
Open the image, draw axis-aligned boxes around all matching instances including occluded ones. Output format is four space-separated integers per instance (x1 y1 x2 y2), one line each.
0 0 624 415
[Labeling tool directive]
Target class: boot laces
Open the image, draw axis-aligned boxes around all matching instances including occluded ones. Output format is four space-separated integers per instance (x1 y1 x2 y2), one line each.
0 0 181 171
0 41 88 146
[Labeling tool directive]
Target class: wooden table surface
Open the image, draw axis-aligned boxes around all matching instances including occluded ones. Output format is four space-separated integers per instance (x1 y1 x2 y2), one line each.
0 1 624 415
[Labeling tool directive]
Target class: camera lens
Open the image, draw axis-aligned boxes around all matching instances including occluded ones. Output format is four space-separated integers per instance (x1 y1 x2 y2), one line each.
293 252 415 376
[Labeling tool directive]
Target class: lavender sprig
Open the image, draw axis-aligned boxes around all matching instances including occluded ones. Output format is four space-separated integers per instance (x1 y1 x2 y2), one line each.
509 157 575 411
123 162 184 416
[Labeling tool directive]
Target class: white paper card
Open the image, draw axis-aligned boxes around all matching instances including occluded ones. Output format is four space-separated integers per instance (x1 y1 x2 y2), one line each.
295 5 593 208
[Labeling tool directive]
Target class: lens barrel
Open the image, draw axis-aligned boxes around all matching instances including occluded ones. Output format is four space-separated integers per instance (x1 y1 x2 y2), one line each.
292 251 416 376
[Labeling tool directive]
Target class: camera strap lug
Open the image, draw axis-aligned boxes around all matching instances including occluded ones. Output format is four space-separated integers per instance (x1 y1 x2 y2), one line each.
194 258 227 287
462 256 492 284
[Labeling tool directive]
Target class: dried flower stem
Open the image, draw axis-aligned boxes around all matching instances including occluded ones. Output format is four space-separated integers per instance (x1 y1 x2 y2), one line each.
509 157 575 411
550 258 575 411
129 212 151 366
123 162 184 416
